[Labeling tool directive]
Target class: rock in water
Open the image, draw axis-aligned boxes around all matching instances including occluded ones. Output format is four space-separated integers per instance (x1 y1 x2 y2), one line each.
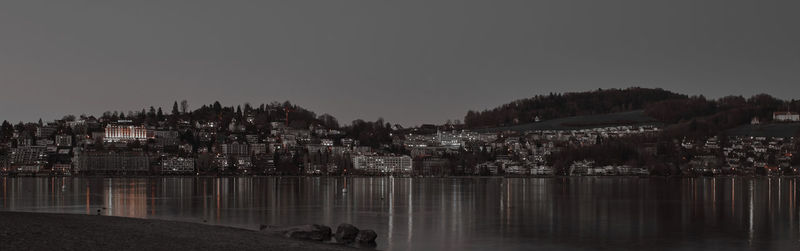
356 229 377 243
335 223 360 244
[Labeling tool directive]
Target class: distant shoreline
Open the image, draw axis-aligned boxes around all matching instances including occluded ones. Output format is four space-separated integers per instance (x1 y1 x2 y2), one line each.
0 211 355 251
0 174 791 179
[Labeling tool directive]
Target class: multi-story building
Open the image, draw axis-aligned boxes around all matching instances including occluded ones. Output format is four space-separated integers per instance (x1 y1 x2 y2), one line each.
161 157 195 174
221 142 250 156
419 157 448 176
36 126 58 139
104 124 149 142
352 155 412 174
9 146 47 172
74 151 150 174
55 134 73 147
10 146 47 165
436 130 478 148
153 130 179 146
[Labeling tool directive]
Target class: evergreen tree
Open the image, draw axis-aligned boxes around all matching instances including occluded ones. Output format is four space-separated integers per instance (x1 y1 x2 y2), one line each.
157 107 164 120
213 101 222 113
0 120 13 142
172 101 180 115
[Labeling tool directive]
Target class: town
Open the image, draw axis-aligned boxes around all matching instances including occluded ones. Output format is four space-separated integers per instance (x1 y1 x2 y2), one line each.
2 97 799 177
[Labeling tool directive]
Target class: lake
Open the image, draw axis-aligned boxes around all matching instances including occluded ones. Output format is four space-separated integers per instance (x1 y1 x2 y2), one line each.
2 176 800 250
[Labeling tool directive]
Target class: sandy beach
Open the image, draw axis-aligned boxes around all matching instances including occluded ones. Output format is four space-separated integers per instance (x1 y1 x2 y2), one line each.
0 212 354 250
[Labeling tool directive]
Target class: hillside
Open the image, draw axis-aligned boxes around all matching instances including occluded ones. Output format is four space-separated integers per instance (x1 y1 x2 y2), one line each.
465 87 800 139
476 110 659 133
726 123 800 138
464 87 685 128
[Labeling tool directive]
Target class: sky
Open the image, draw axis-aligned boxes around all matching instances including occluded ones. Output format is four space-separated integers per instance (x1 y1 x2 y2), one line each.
1 0 799 126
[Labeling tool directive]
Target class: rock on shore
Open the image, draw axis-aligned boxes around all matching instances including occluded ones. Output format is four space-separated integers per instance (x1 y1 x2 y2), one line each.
261 224 333 241
335 223 360 244
356 229 377 243
262 223 378 246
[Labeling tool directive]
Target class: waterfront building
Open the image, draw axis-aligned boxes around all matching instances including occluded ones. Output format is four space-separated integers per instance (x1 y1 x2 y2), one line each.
52 163 71 174
352 155 413 174
569 160 594 176
9 146 47 165
74 151 150 174
530 165 554 175
161 157 195 174
419 157 448 176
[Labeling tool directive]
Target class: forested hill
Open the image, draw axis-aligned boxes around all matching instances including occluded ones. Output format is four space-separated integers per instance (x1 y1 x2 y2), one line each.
464 88 685 128
464 87 800 139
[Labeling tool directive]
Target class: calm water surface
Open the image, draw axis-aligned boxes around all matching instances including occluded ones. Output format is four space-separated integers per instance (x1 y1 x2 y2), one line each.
2 176 800 250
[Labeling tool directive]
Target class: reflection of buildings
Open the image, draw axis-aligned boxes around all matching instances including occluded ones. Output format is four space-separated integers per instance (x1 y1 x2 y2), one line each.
102 179 149 218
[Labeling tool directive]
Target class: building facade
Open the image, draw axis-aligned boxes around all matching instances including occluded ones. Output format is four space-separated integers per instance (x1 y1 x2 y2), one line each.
352 155 412 174
104 125 149 142
774 112 800 122
221 142 250 156
74 151 150 174
55 134 73 147
161 157 195 174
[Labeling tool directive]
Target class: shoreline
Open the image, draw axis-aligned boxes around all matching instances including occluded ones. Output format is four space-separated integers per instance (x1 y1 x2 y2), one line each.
2 174 796 179
0 211 357 250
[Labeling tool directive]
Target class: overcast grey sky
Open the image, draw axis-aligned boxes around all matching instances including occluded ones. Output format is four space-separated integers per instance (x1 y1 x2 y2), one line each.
1 0 798 126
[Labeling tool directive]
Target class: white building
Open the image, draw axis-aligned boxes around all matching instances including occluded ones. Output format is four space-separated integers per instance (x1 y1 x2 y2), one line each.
352 155 412 174
104 125 149 142
773 112 800 122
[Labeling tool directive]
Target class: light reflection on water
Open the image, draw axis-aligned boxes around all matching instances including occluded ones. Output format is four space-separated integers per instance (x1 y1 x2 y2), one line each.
2 176 800 250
